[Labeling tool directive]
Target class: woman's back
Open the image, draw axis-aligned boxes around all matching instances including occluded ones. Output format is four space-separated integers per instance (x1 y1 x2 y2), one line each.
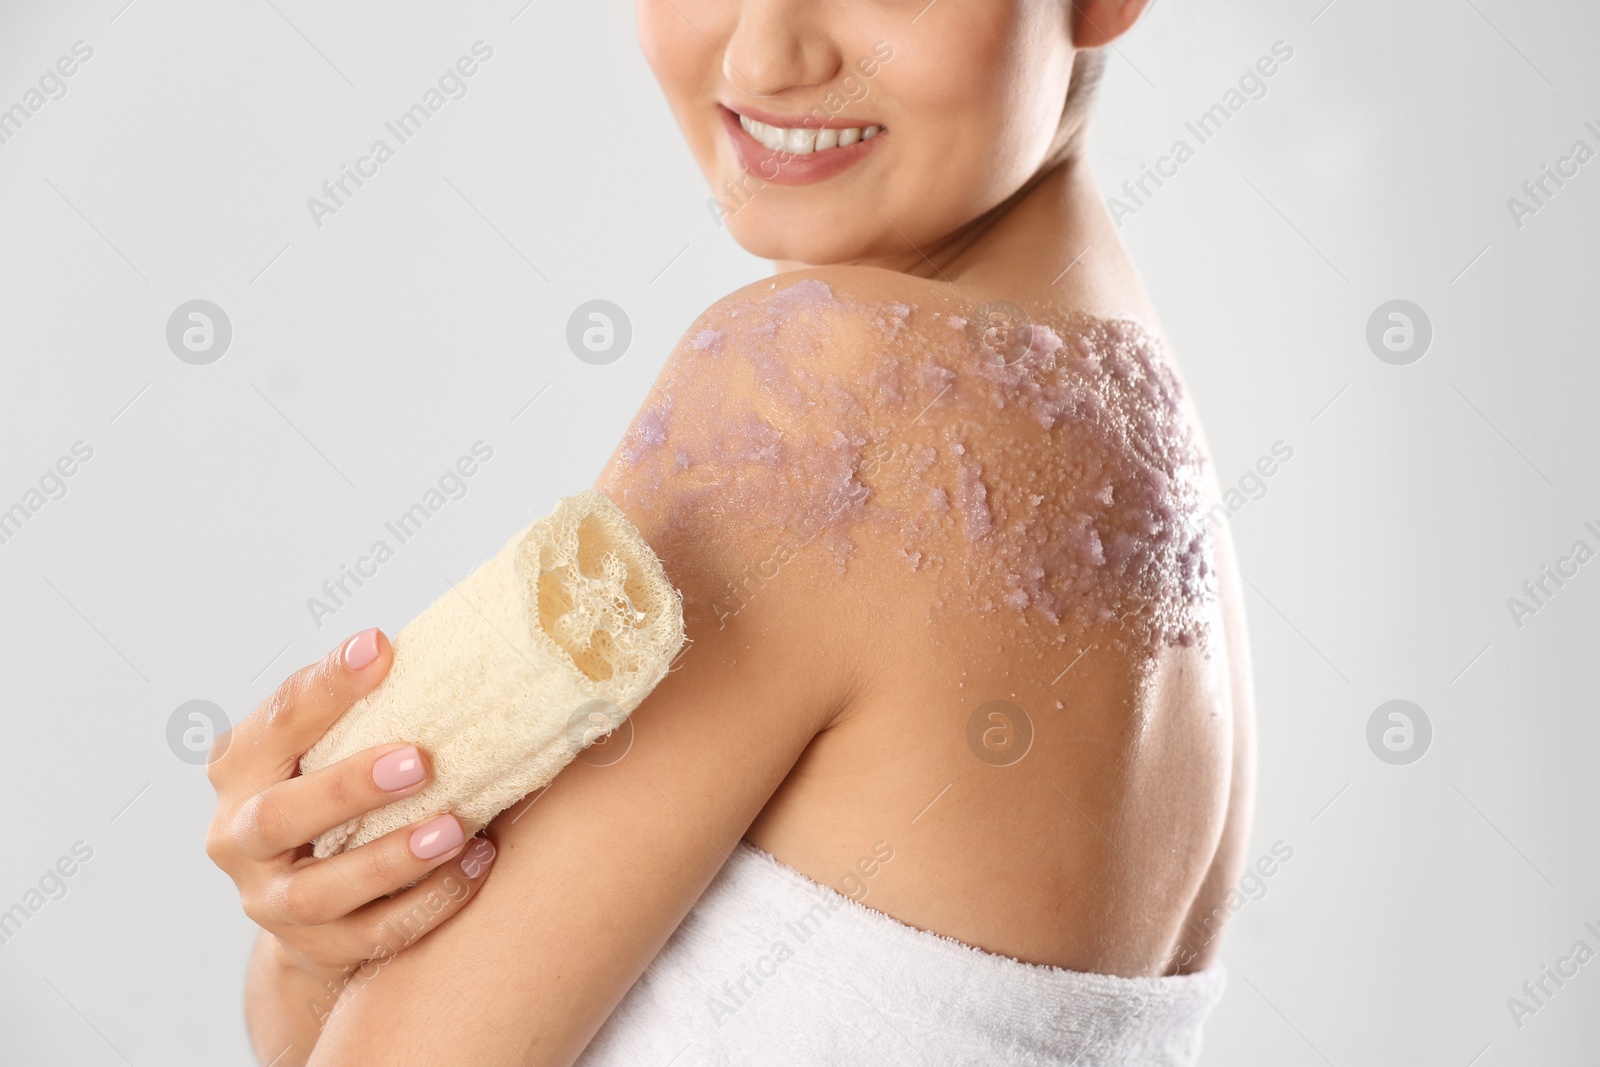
600 257 1254 981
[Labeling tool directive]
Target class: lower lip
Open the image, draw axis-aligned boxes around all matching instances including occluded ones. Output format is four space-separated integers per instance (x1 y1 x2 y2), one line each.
719 106 884 187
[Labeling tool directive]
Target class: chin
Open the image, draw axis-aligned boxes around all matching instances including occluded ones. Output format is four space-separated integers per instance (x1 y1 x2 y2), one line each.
724 213 868 267
717 184 940 267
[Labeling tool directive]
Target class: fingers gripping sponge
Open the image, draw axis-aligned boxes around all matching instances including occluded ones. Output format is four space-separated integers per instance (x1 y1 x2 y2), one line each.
298 490 685 858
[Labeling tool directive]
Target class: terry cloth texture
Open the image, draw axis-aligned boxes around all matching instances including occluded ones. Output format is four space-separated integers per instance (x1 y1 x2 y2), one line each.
299 489 684 858
577 840 1226 1067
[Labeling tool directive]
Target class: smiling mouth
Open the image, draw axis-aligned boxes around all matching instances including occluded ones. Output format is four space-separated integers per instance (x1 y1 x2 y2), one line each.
735 113 884 155
719 104 886 186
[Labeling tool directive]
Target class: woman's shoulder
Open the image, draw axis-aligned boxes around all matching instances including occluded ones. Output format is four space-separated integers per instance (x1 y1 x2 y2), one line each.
590 267 972 679
602 263 1215 659
682 264 1179 407
699 263 950 316
674 264 966 374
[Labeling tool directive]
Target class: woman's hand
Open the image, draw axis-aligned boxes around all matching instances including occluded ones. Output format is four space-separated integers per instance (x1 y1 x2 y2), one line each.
206 628 497 985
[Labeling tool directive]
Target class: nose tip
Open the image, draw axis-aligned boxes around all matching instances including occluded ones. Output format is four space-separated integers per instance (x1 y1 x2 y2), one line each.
721 8 840 99
721 52 773 98
723 48 804 99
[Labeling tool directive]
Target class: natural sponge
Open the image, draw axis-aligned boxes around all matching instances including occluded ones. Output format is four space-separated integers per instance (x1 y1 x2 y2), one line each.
299 489 684 858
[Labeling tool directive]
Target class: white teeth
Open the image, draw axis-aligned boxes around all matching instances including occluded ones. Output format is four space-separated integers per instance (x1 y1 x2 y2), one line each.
784 126 817 154
739 114 784 151
735 112 880 154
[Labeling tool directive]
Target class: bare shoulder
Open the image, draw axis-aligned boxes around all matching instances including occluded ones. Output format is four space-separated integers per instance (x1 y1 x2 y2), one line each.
601 265 1221 665
595 266 961 619
595 266 1247 976
594 264 1252 978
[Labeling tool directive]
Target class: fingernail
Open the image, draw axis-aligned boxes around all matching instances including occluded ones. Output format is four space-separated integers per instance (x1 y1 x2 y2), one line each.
461 837 496 878
344 628 380 671
372 746 426 791
409 814 464 860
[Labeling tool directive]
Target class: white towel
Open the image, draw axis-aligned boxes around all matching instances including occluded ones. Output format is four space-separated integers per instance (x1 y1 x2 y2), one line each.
578 840 1225 1066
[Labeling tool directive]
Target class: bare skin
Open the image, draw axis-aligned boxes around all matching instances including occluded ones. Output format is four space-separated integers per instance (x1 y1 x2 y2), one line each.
603 157 1253 979
219 1 1254 1062
736 158 1256 979
225 220 1252 1064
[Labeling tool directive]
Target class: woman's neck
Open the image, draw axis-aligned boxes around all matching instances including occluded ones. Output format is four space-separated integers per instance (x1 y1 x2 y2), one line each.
771 153 1150 324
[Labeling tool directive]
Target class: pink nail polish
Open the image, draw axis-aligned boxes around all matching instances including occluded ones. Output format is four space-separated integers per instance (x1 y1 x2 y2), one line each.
461 837 496 879
343 628 380 671
372 746 426 791
409 814 464 860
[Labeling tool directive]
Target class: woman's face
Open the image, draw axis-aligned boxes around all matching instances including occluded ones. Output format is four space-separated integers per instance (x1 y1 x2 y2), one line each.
638 0 1078 267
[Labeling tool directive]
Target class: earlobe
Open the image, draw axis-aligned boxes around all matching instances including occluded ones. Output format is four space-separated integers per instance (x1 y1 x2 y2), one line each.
1071 0 1153 49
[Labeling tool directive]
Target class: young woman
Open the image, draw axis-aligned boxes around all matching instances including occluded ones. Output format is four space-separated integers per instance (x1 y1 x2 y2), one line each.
208 1 1255 1063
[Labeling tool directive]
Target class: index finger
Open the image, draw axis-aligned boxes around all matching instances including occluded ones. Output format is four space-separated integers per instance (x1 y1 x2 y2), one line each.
213 628 392 788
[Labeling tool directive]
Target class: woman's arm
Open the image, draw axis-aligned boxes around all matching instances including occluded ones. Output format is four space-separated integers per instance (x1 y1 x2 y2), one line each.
245 930 339 1064
304 292 867 1065
305 563 851 1065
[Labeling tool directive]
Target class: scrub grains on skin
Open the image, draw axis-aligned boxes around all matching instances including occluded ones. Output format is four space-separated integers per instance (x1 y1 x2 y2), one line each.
616 279 1216 656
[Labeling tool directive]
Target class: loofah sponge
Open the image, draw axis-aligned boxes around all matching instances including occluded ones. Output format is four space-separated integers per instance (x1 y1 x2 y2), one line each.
298 490 685 858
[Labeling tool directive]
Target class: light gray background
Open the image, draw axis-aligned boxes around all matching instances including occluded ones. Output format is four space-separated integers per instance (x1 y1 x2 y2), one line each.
1 0 1594 1063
